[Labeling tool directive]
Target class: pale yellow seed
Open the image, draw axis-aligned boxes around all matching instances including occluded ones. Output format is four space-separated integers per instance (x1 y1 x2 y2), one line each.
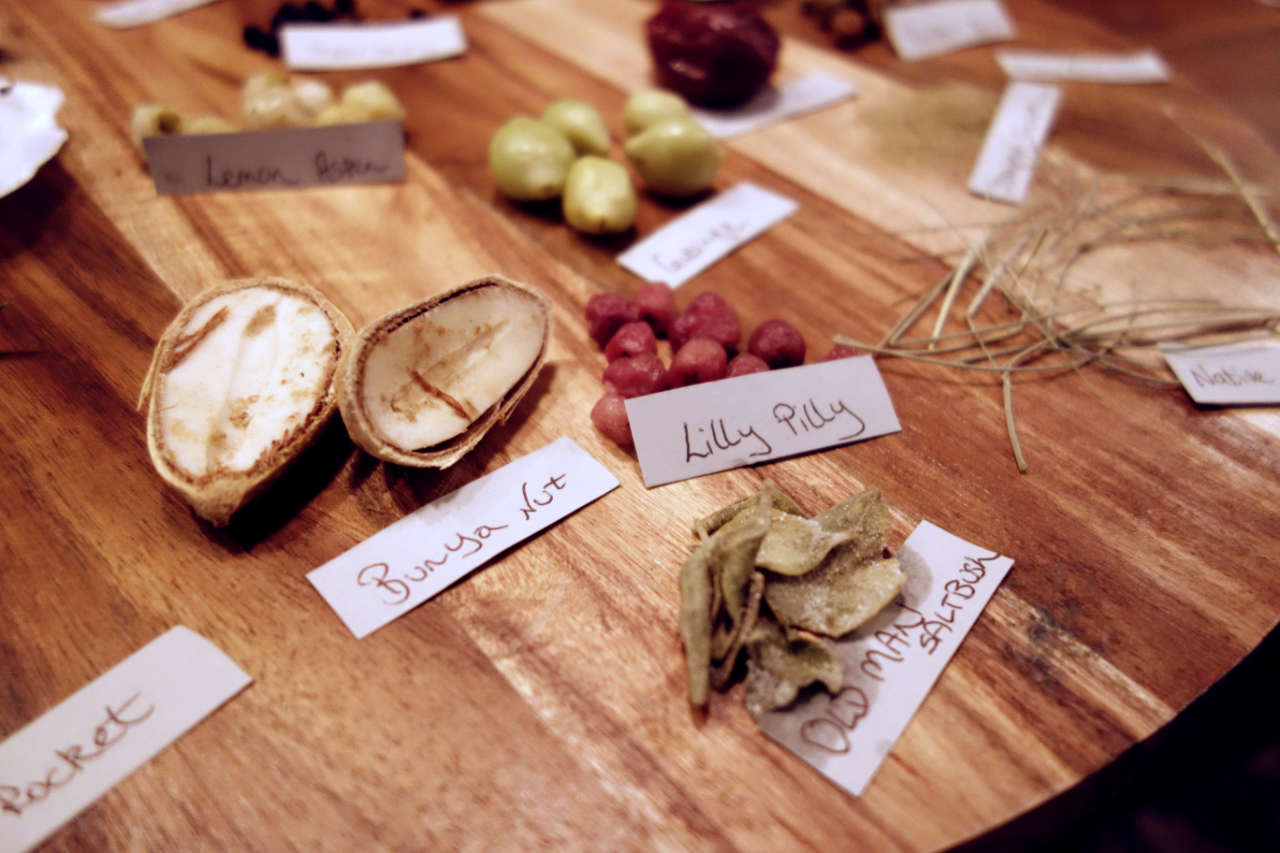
488 116 576 201
541 99 610 156
562 156 637 234
623 89 691 136
130 104 183 153
624 116 722 197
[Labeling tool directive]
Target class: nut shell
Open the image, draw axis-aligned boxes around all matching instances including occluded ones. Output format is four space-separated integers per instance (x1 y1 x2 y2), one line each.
336 274 552 468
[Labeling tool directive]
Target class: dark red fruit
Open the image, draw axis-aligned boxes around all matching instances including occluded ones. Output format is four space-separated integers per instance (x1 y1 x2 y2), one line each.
819 343 865 361
633 281 677 337
603 352 667 398
586 292 639 347
748 318 806 368
591 393 633 447
664 337 728 387
646 1 780 107
605 321 658 362
725 352 770 377
670 292 740 350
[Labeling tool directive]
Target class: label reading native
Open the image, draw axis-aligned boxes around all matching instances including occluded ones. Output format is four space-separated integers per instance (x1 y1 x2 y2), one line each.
0 627 251 853
1161 341 1280 406
306 437 619 639
625 356 900 488
617 182 798 288
144 120 406 196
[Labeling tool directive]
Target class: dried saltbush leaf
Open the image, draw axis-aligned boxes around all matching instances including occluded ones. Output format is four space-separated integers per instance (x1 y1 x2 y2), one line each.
765 553 906 638
743 621 843 718
336 275 551 468
140 277 352 526
756 489 889 575
679 542 715 707
692 480 806 540
711 571 764 690
714 498 772 624
680 500 771 707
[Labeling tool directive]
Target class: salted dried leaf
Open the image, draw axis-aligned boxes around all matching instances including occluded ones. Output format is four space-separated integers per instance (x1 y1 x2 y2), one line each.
711 571 764 690
678 543 715 707
141 277 352 526
713 499 772 627
692 480 805 540
743 621 843 718
765 553 906 638
756 489 888 575
681 500 770 707
337 275 551 468
710 610 736 662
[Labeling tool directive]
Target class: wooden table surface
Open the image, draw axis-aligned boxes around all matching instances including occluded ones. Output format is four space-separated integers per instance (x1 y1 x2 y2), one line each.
2 1 1278 850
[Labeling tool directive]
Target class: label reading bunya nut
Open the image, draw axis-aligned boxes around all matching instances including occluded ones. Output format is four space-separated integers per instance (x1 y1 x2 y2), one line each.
306 438 619 639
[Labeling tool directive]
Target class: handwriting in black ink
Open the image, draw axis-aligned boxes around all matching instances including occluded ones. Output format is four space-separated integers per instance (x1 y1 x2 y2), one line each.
773 397 865 441
1 694 154 818
682 418 772 463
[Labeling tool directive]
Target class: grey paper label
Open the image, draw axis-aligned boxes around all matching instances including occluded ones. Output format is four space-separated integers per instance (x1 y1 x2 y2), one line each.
144 120 406 196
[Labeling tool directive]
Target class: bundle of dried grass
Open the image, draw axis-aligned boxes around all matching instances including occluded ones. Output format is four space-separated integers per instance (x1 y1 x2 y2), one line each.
838 126 1280 472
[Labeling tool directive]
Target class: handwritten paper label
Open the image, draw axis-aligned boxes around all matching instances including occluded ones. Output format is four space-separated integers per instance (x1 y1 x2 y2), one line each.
997 49 1169 83
967 81 1061 205
0 627 251 853
94 0 220 29
625 356 899 488
757 521 1014 796
143 120 405 196
1162 342 1280 405
281 17 467 71
692 73 858 139
617 182 798 288
307 438 619 639
884 0 1015 62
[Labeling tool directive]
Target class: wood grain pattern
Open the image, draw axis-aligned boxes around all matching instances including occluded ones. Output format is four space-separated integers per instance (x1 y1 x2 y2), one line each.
2 1 1278 850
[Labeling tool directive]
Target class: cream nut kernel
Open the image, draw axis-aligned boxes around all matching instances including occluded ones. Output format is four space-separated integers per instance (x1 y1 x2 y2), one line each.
141 278 351 526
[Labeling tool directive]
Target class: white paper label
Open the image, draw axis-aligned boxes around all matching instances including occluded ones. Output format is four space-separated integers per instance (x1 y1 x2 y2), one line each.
617 182 798 288
143 120 405 196
0 627 251 853
1162 342 1280 405
282 17 467 71
997 49 1169 83
967 81 1061 205
757 521 1014 796
307 438 619 639
884 0 1015 62
94 0 221 29
625 356 900 488
692 73 858 139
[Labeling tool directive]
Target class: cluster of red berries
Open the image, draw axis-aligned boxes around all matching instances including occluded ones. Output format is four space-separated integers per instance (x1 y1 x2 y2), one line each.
585 283 862 447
